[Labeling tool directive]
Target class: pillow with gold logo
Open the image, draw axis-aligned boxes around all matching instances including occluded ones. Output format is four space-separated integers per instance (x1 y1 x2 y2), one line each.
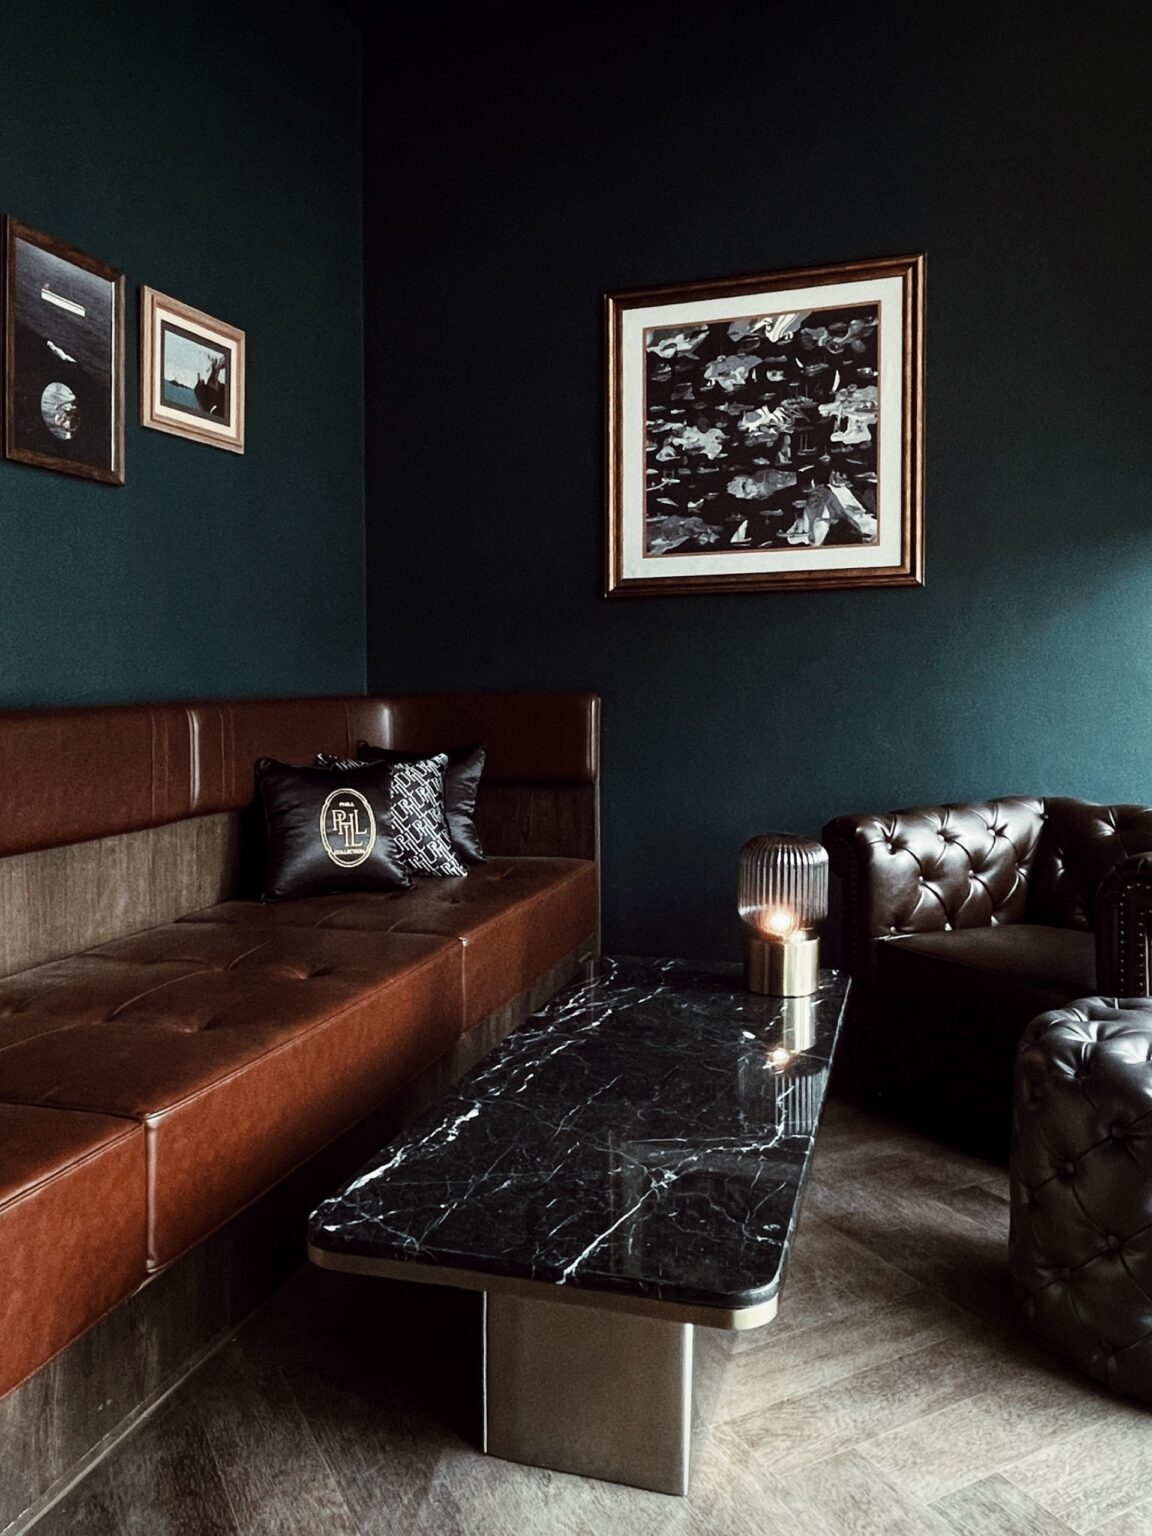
256 757 417 901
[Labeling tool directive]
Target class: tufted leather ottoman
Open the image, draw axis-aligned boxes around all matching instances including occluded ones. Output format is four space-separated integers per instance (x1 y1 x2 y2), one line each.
1011 997 1152 1402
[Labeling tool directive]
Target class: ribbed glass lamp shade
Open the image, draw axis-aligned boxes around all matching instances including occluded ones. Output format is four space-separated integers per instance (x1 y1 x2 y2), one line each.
738 833 829 937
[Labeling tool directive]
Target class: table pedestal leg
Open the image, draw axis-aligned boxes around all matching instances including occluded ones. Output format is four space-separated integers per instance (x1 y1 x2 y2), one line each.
483 1293 694 1495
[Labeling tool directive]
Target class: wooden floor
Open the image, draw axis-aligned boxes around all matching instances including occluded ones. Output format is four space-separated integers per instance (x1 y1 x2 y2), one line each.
32 1101 1152 1536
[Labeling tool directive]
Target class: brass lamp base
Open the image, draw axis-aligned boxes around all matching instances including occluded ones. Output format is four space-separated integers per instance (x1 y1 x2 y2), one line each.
743 934 819 997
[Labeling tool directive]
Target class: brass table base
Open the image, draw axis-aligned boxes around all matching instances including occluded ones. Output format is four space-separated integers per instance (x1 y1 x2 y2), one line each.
484 1293 695 1496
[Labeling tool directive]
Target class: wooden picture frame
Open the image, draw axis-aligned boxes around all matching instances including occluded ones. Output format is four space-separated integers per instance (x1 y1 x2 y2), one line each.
3 219 125 485
140 287 245 454
606 253 924 596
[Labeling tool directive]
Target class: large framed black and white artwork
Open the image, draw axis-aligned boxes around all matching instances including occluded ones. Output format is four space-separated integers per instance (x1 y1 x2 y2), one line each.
140 287 245 454
605 254 924 596
3 219 125 485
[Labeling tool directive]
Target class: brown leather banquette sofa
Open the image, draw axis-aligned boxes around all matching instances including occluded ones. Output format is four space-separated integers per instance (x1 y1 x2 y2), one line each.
0 692 598 1533
823 795 1152 1150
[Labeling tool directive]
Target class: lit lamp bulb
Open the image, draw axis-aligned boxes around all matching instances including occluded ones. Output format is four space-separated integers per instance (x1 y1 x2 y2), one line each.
739 833 829 997
763 909 796 938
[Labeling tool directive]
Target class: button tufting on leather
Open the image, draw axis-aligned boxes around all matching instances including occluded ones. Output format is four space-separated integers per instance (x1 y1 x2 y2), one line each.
1013 996 1152 1405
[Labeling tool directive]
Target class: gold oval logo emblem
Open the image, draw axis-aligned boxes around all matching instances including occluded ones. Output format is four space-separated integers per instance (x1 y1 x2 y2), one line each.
319 787 377 868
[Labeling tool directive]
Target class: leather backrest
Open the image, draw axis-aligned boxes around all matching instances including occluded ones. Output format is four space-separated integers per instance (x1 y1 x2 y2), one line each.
824 797 1045 941
0 694 601 857
347 692 600 785
186 697 355 817
823 797 1045 991
1030 798 1152 930
0 704 190 857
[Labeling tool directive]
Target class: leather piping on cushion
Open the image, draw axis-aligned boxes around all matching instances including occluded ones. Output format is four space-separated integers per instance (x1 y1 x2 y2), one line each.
0 927 463 1268
177 857 599 1029
0 1105 146 1399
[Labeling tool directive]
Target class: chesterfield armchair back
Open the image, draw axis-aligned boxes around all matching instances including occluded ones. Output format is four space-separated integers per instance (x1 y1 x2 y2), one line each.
823 796 1152 1149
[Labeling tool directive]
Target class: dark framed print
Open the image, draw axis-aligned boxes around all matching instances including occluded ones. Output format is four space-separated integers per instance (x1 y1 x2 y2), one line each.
605 253 924 596
140 287 245 453
3 219 125 485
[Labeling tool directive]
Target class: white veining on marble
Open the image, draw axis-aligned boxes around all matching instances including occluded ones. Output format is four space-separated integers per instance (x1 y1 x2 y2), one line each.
310 958 847 1310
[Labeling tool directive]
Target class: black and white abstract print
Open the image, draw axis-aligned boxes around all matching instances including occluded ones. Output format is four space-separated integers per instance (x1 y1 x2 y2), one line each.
644 303 880 556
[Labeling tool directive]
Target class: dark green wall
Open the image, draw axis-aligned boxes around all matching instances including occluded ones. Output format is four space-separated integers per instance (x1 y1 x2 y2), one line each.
364 1 1152 960
0 0 364 707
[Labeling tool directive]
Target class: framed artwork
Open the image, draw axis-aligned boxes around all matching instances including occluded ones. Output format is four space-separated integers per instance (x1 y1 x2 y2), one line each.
140 287 245 453
605 253 924 597
3 219 125 485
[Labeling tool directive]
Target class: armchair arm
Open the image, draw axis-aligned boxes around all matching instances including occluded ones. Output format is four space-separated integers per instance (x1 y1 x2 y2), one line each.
1097 853 1152 995
823 798 1043 990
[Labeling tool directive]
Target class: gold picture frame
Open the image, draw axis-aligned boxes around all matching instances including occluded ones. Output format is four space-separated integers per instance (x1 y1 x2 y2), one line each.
3 218 125 485
606 253 924 596
140 287 245 454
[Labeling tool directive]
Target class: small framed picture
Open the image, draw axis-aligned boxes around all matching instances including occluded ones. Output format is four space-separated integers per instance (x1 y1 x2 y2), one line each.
3 219 125 485
606 253 925 596
140 287 245 453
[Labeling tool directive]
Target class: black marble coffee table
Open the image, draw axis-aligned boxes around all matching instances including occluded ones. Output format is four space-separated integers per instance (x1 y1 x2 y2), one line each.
308 957 847 1495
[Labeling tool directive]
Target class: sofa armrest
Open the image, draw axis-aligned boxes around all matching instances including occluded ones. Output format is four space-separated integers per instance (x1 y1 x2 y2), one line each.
823 798 1043 990
1096 852 1152 994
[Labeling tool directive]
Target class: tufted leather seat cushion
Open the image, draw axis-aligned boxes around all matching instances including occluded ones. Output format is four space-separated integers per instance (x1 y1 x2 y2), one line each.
0 926 461 1268
179 857 598 1028
1011 998 1152 1403
0 1105 146 1398
878 926 1097 1035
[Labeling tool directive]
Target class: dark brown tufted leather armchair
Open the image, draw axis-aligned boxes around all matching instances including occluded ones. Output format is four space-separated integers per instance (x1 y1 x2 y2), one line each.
823 797 1152 1149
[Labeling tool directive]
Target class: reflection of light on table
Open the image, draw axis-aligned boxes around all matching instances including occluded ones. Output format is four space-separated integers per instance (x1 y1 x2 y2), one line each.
776 1062 830 1140
780 994 816 1054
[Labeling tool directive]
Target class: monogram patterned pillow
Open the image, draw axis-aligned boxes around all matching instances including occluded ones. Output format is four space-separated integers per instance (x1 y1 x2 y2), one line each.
388 755 467 877
354 742 486 864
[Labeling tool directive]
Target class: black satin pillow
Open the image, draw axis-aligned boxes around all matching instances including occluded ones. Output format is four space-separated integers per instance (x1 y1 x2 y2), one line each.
355 741 486 864
255 757 412 901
